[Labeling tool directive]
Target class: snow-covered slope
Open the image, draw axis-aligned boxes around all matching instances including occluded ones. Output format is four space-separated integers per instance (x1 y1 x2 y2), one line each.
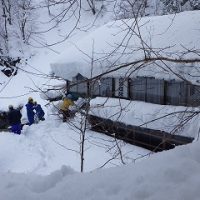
0 0 115 109
0 139 200 200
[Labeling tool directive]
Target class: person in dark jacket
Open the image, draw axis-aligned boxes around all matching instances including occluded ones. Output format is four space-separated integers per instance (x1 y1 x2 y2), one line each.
0 111 8 129
33 101 45 122
25 97 35 125
7 105 22 134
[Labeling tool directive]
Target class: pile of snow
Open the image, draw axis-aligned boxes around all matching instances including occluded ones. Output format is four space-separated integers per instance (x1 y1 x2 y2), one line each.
51 11 200 83
0 139 200 199
90 97 200 138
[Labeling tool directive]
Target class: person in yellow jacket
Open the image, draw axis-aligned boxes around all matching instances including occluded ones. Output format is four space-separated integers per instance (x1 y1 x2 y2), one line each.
60 94 74 122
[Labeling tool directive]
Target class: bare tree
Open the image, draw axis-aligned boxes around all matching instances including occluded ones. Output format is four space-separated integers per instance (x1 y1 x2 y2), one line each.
86 0 96 15
0 0 10 53
114 0 148 19
1 0 199 172
15 0 37 44
0 0 39 56
48 1 200 166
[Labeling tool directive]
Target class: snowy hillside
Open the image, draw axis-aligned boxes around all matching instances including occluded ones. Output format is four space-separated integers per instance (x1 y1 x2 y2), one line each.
0 1 200 199
0 1 112 109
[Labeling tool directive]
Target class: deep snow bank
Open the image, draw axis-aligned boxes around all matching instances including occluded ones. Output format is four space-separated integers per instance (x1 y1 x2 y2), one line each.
0 140 200 200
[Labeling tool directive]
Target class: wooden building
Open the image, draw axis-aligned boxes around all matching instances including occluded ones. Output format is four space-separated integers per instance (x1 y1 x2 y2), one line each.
66 74 200 107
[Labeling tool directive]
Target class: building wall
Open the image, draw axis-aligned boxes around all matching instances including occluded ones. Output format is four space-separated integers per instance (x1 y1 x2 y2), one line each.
130 77 165 104
67 75 200 107
99 78 113 97
187 85 200 106
130 77 146 102
165 80 188 106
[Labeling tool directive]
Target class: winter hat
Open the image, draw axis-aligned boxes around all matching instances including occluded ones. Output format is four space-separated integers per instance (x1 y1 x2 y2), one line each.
8 105 13 110
28 97 33 102
66 94 73 100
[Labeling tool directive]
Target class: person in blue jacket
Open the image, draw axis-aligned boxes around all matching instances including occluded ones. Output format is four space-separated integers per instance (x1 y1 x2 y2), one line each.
7 105 22 134
34 101 45 122
25 97 35 125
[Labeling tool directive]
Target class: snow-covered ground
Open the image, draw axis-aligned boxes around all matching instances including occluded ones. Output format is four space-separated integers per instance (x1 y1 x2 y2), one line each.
0 0 115 109
0 114 149 174
0 4 200 199
0 139 200 200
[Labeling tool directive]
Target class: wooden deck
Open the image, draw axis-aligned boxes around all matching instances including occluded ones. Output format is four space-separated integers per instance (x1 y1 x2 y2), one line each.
88 115 194 152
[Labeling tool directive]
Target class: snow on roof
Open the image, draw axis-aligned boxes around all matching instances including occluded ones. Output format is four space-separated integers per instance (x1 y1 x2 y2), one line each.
51 11 200 82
